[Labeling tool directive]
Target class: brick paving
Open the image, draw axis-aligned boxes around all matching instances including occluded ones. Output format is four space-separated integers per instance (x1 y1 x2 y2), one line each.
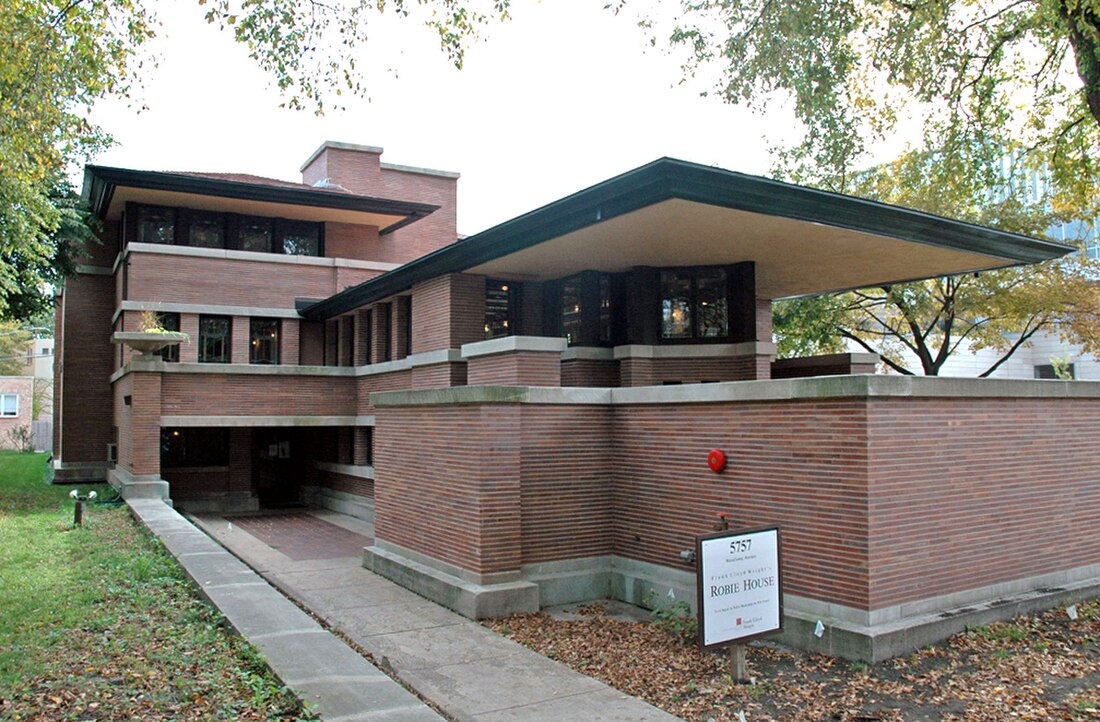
224 512 372 561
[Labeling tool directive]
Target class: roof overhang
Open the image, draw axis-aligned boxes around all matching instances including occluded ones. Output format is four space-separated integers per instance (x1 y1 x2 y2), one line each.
83 166 439 235
301 157 1073 320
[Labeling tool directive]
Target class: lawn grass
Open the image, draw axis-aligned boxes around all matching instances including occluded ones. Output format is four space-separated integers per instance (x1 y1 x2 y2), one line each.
0 452 314 720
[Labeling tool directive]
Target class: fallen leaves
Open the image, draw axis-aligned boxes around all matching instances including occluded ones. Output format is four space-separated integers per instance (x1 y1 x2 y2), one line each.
484 598 1100 721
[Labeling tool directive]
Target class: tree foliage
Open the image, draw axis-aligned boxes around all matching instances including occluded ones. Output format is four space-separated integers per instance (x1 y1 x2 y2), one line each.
200 0 512 112
669 0 1100 375
0 0 510 321
670 0 1100 195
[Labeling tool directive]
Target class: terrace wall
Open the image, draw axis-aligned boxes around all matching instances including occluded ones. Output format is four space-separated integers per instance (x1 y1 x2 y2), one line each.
368 377 1100 658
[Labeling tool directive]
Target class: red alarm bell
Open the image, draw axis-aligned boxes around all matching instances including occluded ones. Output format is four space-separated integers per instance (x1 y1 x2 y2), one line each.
707 448 727 473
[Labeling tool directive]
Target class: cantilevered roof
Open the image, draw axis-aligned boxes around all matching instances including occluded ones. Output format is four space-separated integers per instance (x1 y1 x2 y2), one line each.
83 166 439 235
301 157 1072 320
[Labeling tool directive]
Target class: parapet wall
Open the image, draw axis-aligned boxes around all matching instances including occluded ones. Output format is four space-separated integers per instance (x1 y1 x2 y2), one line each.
368 376 1100 658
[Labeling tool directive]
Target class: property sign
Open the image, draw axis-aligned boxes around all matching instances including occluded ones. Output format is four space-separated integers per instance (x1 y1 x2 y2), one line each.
696 526 783 649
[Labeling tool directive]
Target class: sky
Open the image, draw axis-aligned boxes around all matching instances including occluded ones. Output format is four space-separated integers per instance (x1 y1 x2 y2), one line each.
89 1 790 236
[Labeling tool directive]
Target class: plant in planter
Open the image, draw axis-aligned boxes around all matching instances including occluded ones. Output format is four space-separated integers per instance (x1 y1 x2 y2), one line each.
113 310 190 358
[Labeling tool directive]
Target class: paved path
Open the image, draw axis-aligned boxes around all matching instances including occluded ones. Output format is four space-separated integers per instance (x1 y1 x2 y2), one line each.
190 509 680 722
128 500 442 722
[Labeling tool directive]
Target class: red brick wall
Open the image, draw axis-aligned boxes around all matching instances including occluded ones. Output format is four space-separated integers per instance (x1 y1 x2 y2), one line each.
519 405 614 564
410 362 466 390
301 146 458 263
410 274 485 354
561 359 619 387
619 356 767 387
324 222 382 262
865 397 1100 609
316 470 374 498
0 377 35 447
114 371 162 476
164 468 231 497
613 399 871 609
772 354 877 379
299 321 323 365
375 404 522 575
126 252 347 309
374 390 1100 613
467 352 561 386
161 374 357 417
56 274 115 465
356 369 412 416
113 374 133 471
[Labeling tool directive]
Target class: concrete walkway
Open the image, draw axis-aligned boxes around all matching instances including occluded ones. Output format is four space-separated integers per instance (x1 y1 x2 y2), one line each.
189 508 680 722
127 500 442 722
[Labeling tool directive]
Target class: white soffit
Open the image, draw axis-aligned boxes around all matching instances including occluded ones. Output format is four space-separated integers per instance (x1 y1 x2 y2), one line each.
106 187 407 230
466 198 1017 299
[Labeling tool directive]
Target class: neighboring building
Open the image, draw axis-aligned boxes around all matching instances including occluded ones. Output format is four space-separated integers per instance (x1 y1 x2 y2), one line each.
20 337 55 380
56 142 1100 661
0 376 34 449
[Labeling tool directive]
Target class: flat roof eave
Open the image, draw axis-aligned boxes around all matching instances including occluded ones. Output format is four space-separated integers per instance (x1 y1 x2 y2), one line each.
83 165 439 235
301 158 1073 320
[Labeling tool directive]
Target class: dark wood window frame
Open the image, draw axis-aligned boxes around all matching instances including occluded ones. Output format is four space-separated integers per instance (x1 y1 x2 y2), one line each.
250 318 281 365
485 279 520 340
198 314 232 363
161 427 230 468
657 265 734 344
125 202 325 258
155 312 181 362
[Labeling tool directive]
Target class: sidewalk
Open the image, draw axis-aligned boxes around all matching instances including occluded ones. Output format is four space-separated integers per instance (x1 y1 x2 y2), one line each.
189 508 680 721
127 500 441 722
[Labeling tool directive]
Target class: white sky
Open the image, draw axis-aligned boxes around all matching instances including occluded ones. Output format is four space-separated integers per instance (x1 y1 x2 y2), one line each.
89 1 790 236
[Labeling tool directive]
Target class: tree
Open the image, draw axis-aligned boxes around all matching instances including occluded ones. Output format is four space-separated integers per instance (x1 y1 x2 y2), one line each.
666 0 1100 374
669 0 1099 197
0 0 510 321
771 147 1100 375
0 321 33 376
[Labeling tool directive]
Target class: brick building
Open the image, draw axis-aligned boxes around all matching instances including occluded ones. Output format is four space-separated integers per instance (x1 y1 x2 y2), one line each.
56 141 1099 659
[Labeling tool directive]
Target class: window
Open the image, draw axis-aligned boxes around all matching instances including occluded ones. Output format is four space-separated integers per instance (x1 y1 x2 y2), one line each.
198 315 231 363
0 394 18 417
660 271 693 339
599 275 612 345
161 427 229 468
1035 363 1075 380
359 310 372 364
561 277 583 345
378 303 392 361
695 269 729 338
155 312 181 362
485 280 516 339
128 204 322 257
250 318 280 365
660 268 729 341
280 220 321 256
186 211 226 249
402 296 412 358
137 205 176 244
238 216 273 253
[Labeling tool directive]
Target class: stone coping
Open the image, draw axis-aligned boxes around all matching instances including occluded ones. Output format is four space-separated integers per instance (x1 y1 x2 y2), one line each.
612 341 777 359
120 242 401 273
114 300 302 325
772 351 879 368
299 140 383 171
314 461 376 479
461 335 568 359
372 374 1100 407
160 415 374 427
561 347 615 361
379 161 461 179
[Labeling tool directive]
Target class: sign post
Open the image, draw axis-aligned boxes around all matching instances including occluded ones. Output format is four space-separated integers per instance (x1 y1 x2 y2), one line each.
696 526 783 682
